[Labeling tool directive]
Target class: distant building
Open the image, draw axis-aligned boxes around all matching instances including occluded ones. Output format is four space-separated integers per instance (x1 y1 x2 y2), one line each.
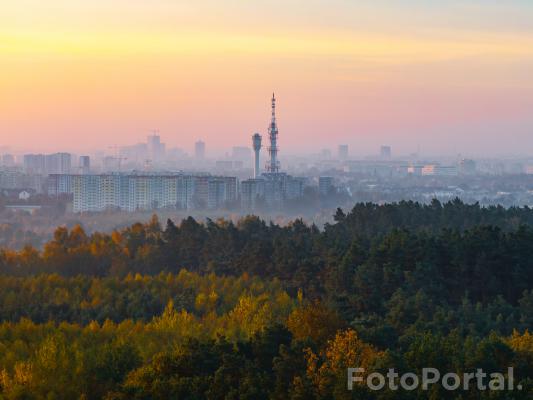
459 159 476 175
209 180 227 209
72 173 237 213
102 156 120 172
24 154 46 174
79 156 91 174
320 149 332 159
215 160 234 171
319 176 335 196
505 163 524 174
0 167 45 192
18 190 31 200
286 176 306 200
407 165 424 176
147 134 166 162
5 205 42 215
231 146 252 163
1 154 15 167
73 175 102 212
167 147 187 160
338 145 349 160
120 143 148 163
195 140 206 160
208 179 227 209
241 179 265 209
380 145 392 159
421 165 458 176
346 161 398 177
47 174 73 197
45 153 71 175
241 173 305 210
194 175 237 209
262 174 285 208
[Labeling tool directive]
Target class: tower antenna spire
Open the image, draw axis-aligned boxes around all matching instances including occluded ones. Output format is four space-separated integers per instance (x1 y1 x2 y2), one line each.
267 92 279 173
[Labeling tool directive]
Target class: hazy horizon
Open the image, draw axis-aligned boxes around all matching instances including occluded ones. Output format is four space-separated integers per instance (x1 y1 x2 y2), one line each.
2 1 533 156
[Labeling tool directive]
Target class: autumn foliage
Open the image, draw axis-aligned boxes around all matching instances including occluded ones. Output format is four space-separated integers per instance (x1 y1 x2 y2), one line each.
0 202 533 398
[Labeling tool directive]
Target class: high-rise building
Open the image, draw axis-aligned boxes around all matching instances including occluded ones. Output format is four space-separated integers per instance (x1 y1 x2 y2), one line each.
24 154 46 174
195 140 206 160
45 153 71 174
177 175 196 209
0 169 44 192
338 145 349 160
1 154 15 167
208 179 227 209
48 174 73 197
72 173 237 213
319 176 335 196
245 172 305 210
285 176 306 200
147 133 166 162
380 145 392 159
72 174 104 212
192 175 209 208
241 179 265 209
79 156 90 174
262 175 284 208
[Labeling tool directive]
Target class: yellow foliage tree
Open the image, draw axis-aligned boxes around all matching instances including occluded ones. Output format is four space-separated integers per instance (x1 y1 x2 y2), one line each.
508 329 533 353
287 301 345 346
305 329 384 398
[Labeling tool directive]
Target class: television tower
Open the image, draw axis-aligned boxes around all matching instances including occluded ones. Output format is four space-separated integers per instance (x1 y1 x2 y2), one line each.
266 93 280 173
252 133 262 178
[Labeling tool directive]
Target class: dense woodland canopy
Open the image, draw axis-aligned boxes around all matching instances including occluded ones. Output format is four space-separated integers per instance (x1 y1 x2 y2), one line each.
1 199 533 398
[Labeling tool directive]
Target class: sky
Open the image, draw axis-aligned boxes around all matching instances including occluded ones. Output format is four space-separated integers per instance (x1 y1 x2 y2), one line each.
1 0 533 157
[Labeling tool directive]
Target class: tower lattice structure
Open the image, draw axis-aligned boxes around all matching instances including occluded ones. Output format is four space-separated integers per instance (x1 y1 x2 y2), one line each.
266 93 280 173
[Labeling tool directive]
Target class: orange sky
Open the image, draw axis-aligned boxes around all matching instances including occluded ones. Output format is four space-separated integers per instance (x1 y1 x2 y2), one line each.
1 1 533 156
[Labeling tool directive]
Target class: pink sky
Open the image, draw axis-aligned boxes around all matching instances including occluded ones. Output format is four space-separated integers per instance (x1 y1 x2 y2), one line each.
1 1 533 156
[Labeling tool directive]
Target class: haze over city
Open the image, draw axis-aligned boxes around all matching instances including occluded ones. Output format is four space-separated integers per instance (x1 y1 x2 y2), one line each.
5 3 533 399
2 0 533 156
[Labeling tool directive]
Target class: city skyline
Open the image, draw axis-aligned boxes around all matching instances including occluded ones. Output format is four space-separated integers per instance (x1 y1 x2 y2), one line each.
2 1 533 156
2 4 533 397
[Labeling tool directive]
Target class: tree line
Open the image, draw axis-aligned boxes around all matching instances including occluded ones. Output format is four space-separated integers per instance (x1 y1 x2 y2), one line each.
1 199 533 398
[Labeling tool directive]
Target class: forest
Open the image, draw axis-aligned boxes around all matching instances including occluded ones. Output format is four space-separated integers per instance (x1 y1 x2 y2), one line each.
1 199 533 399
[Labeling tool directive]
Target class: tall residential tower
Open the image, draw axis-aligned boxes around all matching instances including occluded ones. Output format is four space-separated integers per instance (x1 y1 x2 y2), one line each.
195 140 206 160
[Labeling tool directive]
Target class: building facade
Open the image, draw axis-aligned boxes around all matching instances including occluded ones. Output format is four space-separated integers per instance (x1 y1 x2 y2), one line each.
47 174 73 197
319 176 335 196
241 173 305 210
72 173 237 213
